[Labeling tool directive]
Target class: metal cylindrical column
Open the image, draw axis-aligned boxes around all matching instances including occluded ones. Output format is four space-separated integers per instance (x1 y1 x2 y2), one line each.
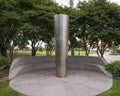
54 14 69 78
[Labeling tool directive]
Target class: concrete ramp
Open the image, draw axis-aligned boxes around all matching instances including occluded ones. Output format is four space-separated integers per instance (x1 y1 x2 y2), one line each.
9 56 112 80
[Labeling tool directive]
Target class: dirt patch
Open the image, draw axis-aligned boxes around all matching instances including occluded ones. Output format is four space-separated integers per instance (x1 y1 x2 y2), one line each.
0 69 9 82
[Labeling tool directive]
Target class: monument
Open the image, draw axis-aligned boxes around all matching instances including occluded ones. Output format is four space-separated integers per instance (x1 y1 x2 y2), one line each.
9 14 112 96
54 14 69 77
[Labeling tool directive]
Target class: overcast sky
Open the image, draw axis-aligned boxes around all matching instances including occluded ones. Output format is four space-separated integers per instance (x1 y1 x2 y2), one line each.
55 0 120 7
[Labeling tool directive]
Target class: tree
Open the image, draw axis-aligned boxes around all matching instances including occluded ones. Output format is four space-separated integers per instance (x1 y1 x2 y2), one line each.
0 0 21 57
8 31 28 60
0 0 62 57
76 0 120 57
19 0 62 56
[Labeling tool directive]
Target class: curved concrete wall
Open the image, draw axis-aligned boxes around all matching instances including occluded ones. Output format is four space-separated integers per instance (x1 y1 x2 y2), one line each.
9 56 112 79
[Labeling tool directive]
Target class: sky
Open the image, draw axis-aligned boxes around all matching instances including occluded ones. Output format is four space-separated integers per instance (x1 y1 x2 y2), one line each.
55 0 120 7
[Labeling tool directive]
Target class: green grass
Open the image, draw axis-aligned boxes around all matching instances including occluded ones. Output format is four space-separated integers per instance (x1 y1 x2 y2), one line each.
17 50 95 56
0 80 120 96
0 81 26 96
97 80 120 96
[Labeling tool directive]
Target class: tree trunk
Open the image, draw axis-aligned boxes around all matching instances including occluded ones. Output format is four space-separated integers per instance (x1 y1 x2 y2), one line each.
78 48 80 56
100 53 104 57
32 46 37 56
83 38 88 56
1 47 7 57
9 48 14 60
71 48 75 56
31 41 37 56
8 44 14 60
85 51 89 56
96 41 107 58
46 46 51 56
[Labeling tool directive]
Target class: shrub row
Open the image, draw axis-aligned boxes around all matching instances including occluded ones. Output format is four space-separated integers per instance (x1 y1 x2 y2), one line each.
0 56 11 69
106 61 120 78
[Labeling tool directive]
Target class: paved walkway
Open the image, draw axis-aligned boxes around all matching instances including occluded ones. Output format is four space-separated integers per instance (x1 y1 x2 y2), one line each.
90 52 120 63
10 69 112 96
104 52 120 63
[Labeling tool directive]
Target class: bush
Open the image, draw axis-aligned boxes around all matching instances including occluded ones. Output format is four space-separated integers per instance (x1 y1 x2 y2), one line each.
0 56 11 68
106 61 120 77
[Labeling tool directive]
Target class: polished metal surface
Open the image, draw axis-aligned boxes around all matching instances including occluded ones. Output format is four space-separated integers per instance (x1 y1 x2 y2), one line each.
54 14 69 77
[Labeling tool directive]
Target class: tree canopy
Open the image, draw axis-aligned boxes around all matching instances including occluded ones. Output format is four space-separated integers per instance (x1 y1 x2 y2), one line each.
0 0 62 57
75 0 120 57
0 0 120 58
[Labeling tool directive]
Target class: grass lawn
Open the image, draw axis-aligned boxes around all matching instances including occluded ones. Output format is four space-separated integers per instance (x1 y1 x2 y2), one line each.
97 80 120 96
0 80 120 96
0 81 26 96
12 50 96 59
17 50 95 56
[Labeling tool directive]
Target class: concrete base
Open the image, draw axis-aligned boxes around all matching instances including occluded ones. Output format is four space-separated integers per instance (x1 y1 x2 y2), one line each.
9 56 112 79
10 69 112 96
